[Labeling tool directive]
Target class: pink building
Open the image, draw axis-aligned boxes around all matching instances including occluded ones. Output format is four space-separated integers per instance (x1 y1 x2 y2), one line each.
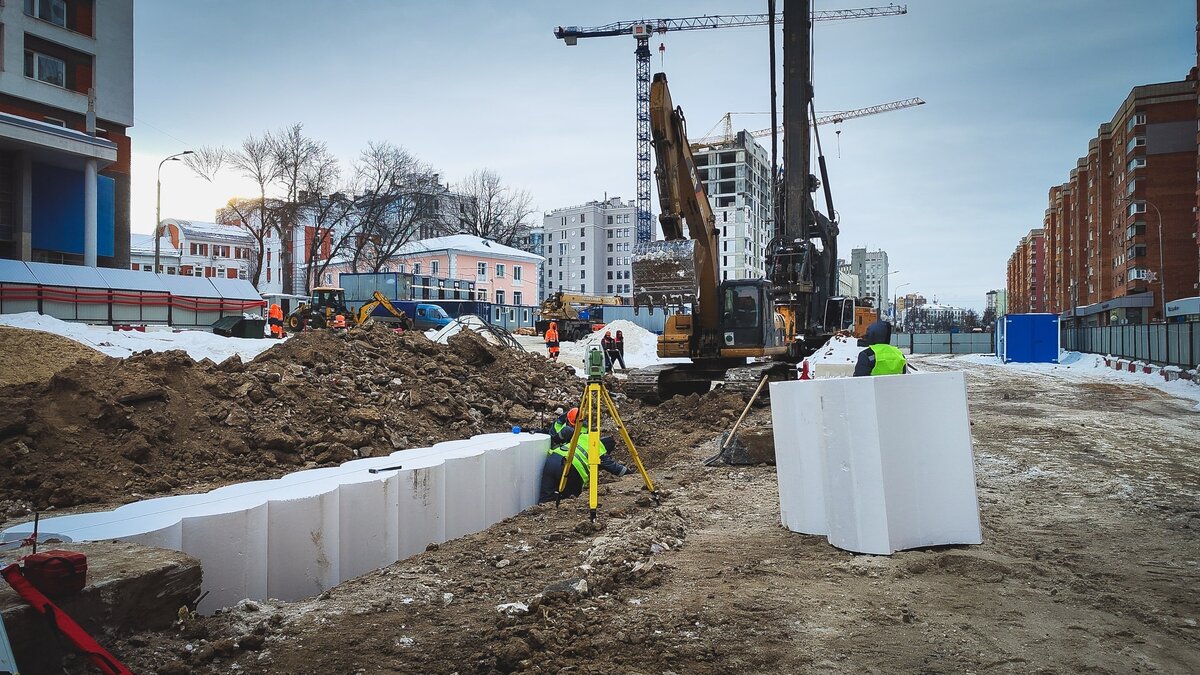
336 235 543 306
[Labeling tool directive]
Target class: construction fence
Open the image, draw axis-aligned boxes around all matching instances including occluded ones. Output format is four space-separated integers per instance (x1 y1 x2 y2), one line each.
1062 323 1200 369
890 331 995 355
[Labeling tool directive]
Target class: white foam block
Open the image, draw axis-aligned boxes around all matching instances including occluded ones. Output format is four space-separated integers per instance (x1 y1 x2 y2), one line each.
771 372 982 555
3 433 552 613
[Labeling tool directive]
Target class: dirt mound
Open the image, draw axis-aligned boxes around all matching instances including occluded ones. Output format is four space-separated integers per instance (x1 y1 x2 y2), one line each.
0 324 585 512
0 325 107 386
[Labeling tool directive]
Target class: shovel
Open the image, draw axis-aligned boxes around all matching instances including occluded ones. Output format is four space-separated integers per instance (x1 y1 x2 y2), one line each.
704 374 770 466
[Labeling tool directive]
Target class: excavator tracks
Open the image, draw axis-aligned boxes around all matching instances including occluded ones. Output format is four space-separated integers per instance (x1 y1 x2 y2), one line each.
626 361 796 403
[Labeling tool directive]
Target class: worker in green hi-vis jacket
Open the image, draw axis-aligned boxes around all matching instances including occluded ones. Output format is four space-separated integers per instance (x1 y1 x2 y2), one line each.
853 320 908 376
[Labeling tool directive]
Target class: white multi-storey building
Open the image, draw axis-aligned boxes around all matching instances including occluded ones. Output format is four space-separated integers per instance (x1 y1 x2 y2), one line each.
851 247 890 308
542 197 637 297
691 131 773 282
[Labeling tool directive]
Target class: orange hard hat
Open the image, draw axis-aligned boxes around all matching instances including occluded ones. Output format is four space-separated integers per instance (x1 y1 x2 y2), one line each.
567 408 579 426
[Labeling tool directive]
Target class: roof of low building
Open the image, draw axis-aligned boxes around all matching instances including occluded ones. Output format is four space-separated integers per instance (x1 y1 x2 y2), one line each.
130 233 179 256
163 219 254 244
395 234 543 262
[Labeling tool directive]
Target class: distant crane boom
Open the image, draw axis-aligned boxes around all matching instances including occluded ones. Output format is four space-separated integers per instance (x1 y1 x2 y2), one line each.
691 98 926 147
554 5 908 243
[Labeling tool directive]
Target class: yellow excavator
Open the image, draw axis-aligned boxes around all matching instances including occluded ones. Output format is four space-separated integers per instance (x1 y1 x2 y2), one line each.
627 72 794 401
536 291 626 341
285 288 410 330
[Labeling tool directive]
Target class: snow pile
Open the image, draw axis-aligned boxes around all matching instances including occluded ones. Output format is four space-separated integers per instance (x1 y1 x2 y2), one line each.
951 351 1200 409
426 316 508 347
0 312 280 362
802 334 864 378
559 320 686 373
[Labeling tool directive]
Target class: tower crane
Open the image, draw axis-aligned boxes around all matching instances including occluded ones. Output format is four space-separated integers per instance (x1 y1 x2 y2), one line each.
553 5 907 244
690 98 926 148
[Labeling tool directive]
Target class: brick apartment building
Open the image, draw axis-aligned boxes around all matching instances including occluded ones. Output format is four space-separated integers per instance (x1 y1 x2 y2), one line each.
0 0 133 268
1006 228 1045 313
1010 72 1199 324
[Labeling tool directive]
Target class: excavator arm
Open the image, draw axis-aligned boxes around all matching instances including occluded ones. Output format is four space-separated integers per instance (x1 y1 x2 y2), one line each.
632 72 720 331
354 290 410 328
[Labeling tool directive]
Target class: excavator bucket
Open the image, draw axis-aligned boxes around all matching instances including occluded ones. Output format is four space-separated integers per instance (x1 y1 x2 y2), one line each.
631 239 699 314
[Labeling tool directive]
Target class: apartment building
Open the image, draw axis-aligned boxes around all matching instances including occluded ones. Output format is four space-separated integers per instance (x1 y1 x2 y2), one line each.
985 289 1007 317
1030 75 1198 324
1006 229 1045 313
542 197 637 297
0 0 133 268
895 292 927 323
690 131 773 281
850 247 890 308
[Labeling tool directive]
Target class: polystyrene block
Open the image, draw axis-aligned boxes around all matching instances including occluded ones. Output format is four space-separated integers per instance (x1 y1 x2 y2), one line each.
771 372 982 555
1 432 552 613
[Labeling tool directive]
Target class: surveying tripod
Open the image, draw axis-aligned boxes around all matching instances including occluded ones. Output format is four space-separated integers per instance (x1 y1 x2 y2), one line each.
555 349 657 521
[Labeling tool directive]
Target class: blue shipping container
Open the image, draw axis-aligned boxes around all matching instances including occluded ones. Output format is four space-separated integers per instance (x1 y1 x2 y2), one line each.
1000 313 1059 363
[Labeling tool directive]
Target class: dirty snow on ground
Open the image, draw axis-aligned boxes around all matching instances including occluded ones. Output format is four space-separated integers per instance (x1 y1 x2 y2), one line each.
427 315 494 344
928 350 1200 410
801 333 864 378
0 312 279 362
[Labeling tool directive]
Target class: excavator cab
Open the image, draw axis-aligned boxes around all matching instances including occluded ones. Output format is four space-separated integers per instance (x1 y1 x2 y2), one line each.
718 280 782 350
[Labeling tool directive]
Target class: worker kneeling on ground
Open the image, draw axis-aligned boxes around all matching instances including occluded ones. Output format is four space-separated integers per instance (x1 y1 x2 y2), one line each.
539 407 632 503
853 319 907 376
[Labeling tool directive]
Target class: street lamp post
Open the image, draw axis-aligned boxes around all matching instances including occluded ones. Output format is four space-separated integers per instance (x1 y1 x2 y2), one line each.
154 150 194 273
1143 199 1166 322
893 281 911 328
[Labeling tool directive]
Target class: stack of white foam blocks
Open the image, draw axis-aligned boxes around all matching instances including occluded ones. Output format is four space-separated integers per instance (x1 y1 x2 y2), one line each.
3 433 548 612
770 372 983 555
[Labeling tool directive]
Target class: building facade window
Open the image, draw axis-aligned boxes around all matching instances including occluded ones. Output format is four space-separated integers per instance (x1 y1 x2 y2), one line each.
431 260 439 275
495 289 505 305
25 0 66 27
513 265 522 281
513 291 523 306
24 50 65 87
495 263 505 278
414 262 421 274
477 261 487 276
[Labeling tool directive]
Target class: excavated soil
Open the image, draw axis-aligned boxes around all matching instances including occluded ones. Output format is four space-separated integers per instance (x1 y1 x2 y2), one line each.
92 356 1199 675
0 323 744 515
0 325 106 387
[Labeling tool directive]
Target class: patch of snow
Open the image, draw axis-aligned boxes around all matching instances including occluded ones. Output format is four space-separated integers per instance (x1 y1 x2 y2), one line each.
0 311 279 362
934 350 1200 408
801 334 864 378
427 316 502 346
558 319 689 376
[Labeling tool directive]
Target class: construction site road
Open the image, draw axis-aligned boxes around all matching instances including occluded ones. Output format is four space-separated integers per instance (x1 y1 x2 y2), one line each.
44 354 1200 673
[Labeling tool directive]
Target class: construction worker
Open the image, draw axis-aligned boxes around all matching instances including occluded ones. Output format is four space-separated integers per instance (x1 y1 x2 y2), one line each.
853 319 907 376
545 321 560 361
548 407 573 446
538 407 632 503
331 313 348 331
613 329 627 371
267 303 284 338
601 330 617 372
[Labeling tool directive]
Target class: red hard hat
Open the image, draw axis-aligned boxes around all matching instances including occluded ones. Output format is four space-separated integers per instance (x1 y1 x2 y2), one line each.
567 408 579 426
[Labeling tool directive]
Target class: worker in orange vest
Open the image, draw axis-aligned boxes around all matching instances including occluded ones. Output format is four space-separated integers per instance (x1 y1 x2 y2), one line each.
332 313 348 330
267 303 284 338
544 321 560 361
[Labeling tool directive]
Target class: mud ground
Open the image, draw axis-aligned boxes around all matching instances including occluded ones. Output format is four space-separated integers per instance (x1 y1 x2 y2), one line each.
95 354 1199 674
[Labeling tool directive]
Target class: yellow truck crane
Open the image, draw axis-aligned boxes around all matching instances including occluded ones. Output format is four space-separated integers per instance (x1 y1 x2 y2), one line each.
535 291 626 341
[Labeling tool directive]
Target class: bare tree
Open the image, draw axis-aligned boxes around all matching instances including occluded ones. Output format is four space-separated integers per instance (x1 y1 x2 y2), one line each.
183 146 227 182
351 142 441 273
454 168 535 246
216 197 281 287
226 134 282 288
269 124 341 293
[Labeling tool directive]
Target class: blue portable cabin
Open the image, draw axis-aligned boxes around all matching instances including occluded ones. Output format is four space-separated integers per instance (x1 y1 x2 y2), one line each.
999 313 1059 363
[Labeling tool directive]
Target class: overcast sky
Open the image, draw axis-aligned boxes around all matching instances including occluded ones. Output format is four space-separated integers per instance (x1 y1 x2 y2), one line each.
131 1 1194 310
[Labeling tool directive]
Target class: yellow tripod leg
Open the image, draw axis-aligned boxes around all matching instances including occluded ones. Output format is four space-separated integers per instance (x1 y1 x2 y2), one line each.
601 386 656 495
555 388 590 504
587 383 602 521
